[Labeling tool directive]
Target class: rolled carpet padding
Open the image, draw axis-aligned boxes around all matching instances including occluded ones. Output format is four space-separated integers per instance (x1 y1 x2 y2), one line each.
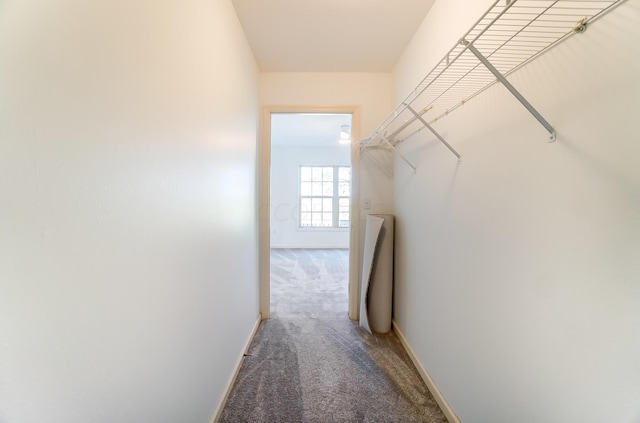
359 214 394 334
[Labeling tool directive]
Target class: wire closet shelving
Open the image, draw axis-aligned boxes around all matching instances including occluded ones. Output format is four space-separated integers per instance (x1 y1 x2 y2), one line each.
359 0 627 170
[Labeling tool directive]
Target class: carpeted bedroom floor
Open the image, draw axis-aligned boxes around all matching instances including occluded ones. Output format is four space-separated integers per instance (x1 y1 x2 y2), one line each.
218 248 448 423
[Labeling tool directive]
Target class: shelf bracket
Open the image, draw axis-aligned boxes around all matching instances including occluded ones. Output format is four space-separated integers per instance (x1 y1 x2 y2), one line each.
462 39 557 142
406 105 462 160
386 105 433 143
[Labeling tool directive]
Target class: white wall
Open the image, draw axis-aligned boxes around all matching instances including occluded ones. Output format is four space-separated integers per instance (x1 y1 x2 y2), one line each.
271 145 350 248
392 1 640 422
260 73 394 296
0 1 259 422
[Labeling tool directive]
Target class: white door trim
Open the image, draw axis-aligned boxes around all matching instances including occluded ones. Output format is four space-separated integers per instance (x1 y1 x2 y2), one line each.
259 105 361 320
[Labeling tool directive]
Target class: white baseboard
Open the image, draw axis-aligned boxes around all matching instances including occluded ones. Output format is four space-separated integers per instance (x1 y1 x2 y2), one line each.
392 320 461 423
211 314 262 423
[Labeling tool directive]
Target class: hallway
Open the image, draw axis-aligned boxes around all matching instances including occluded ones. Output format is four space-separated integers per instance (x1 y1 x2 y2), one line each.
218 249 447 422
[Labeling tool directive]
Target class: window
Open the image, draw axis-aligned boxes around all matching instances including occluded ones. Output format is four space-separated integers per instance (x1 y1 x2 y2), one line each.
300 165 351 228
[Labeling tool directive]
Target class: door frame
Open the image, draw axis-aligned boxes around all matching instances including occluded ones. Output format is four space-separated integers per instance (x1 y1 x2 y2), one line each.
259 105 361 320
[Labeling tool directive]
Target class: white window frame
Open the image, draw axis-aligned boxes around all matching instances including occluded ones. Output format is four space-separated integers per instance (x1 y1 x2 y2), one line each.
299 165 351 229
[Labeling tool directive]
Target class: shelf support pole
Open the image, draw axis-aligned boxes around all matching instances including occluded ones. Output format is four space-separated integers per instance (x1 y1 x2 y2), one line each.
386 105 433 143
462 40 556 142
406 105 462 160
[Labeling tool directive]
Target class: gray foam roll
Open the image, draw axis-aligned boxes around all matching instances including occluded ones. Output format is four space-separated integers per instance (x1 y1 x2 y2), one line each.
359 214 394 334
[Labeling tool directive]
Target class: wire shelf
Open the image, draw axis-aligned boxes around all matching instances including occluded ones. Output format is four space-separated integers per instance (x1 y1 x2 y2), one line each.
360 0 626 162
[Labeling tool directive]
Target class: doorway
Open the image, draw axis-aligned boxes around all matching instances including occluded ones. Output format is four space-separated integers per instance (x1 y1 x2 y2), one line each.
259 107 361 320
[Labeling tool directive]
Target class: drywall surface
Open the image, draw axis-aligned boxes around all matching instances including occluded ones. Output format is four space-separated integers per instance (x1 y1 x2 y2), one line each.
0 1 259 422
260 72 394 300
271 145 350 248
392 1 640 422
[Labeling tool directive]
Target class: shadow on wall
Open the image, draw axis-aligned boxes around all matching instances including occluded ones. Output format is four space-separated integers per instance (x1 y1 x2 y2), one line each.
361 147 394 178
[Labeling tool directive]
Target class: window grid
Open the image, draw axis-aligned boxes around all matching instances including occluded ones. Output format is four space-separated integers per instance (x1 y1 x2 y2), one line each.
300 166 350 228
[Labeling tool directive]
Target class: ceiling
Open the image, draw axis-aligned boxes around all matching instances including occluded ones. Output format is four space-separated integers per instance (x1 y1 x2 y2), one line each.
271 113 353 148
231 0 436 72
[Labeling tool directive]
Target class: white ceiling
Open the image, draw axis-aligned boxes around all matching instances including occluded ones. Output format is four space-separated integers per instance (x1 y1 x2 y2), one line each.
231 0 436 72
271 113 353 148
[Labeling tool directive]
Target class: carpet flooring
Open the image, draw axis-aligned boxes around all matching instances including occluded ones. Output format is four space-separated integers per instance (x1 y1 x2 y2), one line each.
218 249 448 423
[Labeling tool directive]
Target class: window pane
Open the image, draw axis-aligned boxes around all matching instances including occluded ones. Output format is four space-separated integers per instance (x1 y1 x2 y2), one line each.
322 182 333 196
338 182 350 196
323 167 333 181
312 182 322 196
299 165 352 229
339 167 351 182
301 167 311 181
301 182 311 196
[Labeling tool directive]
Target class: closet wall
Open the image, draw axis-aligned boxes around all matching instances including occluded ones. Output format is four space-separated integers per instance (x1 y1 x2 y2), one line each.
0 1 260 422
391 0 640 422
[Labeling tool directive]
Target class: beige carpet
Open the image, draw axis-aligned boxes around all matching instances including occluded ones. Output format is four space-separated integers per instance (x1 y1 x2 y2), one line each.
218 249 448 423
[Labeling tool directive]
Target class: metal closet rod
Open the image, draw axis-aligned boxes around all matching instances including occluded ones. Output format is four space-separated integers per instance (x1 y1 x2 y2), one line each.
360 0 626 165
371 0 511 139
358 0 513 159
392 14 597 145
